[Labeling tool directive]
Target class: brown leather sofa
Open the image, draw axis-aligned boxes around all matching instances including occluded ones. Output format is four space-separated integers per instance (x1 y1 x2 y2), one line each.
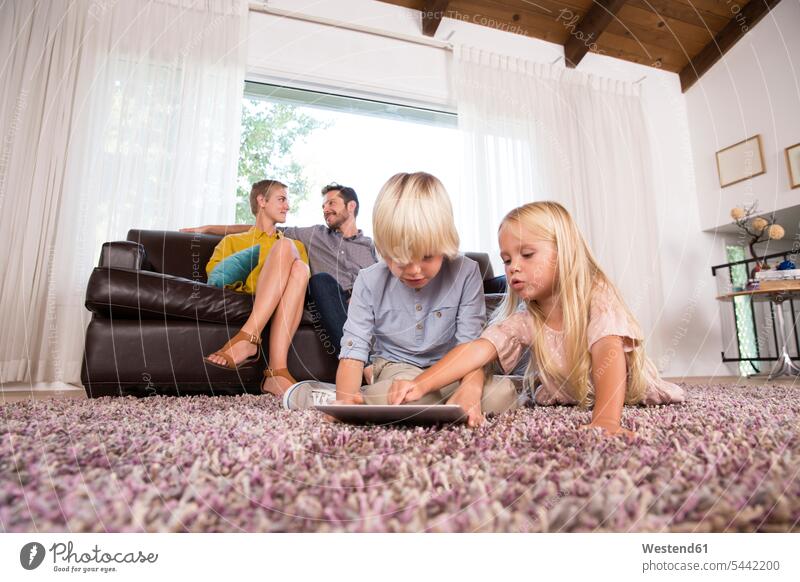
81 230 500 398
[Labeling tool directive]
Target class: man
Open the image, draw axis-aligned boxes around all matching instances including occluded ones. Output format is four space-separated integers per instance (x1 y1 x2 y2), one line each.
183 183 377 357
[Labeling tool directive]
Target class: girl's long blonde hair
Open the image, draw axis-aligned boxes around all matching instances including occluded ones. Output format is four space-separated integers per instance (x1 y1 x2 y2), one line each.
491 201 652 406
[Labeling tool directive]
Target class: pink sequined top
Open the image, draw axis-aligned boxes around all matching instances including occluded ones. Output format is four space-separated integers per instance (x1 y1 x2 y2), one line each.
480 282 685 406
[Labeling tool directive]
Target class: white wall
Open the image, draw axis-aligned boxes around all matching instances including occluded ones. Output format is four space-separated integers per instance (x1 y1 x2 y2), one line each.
245 0 727 377
686 0 800 232
684 0 800 375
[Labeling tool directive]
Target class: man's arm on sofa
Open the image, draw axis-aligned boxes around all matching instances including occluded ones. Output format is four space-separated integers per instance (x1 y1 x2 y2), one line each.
180 224 251 235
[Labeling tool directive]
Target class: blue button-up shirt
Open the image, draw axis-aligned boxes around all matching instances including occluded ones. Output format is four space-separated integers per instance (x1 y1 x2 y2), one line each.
339 255 486 367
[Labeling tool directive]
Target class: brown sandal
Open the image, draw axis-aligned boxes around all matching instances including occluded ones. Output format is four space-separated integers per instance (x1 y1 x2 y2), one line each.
261 367 297 395
203 330 262 370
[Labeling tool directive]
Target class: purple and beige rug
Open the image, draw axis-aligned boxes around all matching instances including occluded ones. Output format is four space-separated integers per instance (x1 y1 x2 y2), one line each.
1 383 798 532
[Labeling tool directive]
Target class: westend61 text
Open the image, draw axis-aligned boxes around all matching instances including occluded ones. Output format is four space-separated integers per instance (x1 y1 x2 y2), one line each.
642 543 708 554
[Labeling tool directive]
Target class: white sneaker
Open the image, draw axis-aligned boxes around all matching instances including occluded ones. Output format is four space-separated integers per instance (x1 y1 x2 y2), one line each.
282 380 337 410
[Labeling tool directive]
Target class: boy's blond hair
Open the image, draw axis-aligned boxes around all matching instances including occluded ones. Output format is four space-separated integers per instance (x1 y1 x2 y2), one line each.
372 172 460 264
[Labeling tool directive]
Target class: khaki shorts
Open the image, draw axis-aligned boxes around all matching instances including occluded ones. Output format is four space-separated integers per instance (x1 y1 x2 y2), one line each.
362 357 523 415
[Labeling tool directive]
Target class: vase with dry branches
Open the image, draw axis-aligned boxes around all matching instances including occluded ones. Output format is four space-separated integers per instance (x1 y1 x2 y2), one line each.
730 203 785 279
731 202 785 267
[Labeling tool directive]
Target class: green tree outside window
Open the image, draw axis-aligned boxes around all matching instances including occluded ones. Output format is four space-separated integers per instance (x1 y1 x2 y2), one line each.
236 99 326 223
726 245 759 375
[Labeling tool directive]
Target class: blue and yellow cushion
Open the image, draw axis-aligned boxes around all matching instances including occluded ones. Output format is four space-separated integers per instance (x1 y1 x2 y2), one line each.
207 245 260 288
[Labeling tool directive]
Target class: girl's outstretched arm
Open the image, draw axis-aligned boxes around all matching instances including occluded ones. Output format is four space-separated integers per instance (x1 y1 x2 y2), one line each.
584 335 635 438
388 339 498 404
445 368 487 428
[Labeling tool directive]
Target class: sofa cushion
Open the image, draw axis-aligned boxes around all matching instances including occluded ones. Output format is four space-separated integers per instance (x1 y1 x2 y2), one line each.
207 244 260 288
86 267 316 325
86 267 251 323
127 229 223 279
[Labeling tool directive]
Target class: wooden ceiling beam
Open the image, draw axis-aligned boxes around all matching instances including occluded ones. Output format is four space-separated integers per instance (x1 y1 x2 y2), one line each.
604 9 704 54
626 0 728 32
680 0 781 92
673 0 738 19
564 0 628 68
421 0 450 37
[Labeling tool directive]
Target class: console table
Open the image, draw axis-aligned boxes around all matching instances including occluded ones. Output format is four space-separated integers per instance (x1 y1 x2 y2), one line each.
717 287 800 379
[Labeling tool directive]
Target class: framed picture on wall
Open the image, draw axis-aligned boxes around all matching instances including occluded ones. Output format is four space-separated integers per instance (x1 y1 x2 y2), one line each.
785 142 800 189
715 135 765 188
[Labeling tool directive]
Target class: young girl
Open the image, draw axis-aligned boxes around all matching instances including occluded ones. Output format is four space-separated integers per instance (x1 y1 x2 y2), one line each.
389 201 685 435
283 172 521 415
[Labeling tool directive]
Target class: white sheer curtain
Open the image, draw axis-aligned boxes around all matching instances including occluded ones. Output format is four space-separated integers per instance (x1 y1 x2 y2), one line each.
453 45 666 360
0 0 247 384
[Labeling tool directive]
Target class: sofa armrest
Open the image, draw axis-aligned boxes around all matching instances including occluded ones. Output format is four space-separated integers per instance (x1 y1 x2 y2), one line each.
98 241 147 270
465 251 494 280
84 266 254 324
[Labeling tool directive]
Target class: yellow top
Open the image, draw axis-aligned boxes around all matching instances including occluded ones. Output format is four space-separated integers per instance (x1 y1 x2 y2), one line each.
205 226 309 294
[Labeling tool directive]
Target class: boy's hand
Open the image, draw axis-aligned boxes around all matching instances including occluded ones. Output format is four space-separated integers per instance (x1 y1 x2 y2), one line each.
363 365 374 385
447 384 484 428
180 226 209 233
388 379 425 404
334 394 364 406
580 421 636 440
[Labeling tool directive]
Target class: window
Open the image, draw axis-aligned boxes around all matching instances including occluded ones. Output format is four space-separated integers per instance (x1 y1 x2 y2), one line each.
237 82 461 236
725 245 759 375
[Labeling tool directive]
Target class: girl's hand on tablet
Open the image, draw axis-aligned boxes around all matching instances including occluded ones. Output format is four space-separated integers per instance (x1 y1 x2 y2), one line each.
388 379 425 404
447 384 484 428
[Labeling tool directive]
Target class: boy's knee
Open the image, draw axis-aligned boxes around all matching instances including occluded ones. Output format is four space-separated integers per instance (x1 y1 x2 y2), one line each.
362 380 390 405
481 376 521 415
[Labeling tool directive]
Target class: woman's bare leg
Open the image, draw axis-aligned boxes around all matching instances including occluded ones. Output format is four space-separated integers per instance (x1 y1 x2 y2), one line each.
262 260 309 395
206 239 298 366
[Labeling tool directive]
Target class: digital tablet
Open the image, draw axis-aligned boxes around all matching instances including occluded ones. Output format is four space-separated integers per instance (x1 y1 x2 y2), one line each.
315 404 467 426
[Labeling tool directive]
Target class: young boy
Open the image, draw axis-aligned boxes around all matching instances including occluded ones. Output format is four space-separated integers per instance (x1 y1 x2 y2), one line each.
284 172 521 426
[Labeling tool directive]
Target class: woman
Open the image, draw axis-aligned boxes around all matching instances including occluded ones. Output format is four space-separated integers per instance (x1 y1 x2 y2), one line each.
204 179 310 396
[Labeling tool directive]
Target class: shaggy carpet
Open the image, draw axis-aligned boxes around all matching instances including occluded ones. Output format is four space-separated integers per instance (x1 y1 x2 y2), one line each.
1 383 798 532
